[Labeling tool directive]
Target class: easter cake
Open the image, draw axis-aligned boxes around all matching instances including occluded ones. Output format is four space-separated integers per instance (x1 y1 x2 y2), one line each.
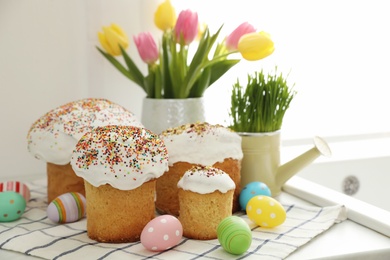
177 166 236 240
156 122 243 215
71 125 169 243
27 98 143 202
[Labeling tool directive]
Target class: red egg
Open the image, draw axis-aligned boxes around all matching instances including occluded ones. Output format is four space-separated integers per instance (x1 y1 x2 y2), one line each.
0 181 30 202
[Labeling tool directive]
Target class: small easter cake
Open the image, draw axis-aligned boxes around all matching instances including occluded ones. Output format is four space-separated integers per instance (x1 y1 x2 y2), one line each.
27 98 143 202
177 166 235 240
157 122 243 215
71 125 168 243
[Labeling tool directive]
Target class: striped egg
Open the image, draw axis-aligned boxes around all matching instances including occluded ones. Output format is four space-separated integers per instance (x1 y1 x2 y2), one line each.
217 216 252 255
0 181 30 202
47 192 86 223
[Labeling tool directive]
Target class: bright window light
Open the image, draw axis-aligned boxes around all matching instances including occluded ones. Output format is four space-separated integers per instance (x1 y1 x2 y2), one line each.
171 0 390 140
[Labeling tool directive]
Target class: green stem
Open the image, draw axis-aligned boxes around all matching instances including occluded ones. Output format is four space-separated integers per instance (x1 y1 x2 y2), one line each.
229 68 296 132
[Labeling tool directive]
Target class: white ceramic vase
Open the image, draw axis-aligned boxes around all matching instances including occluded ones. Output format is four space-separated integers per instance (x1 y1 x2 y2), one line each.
141 97 206 134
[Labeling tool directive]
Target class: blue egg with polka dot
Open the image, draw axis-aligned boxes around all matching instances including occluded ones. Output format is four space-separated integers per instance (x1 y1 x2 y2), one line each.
239 182 271 210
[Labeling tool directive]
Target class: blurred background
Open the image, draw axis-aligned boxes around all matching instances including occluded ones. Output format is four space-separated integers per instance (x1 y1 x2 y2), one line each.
1 0 389 179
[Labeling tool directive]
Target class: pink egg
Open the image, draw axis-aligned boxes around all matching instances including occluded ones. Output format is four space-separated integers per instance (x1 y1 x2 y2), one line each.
141 215 183 251
0 181 31 202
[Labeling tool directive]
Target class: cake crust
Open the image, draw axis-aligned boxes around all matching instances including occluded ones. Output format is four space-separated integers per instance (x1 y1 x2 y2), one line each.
155 161 193 216
28 99 144 202
70 125 169 243
213 158 241 212
84 180 156 243
178 188 234 240
46 162 85 202
156 158 241 216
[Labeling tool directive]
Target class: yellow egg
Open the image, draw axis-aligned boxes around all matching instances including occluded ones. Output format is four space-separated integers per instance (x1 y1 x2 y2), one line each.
246 195 286 228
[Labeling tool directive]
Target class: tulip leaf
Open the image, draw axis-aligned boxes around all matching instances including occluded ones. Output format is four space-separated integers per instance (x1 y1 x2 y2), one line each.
184 29 211 91
209 59 240 86
207 25 223 54
189 59 239 97
96 47 135 83
161 32 174 98
120 46 145 90
189 67 211 97
168 33 182 97
188 29 210 71
154 65 162 98
145 65 155 98
184 26 226 98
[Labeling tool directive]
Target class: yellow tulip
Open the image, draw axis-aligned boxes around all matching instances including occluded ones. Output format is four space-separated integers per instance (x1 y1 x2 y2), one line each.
196 22 207 40
237 31 275 61
154 0 176 31
98 24 129 56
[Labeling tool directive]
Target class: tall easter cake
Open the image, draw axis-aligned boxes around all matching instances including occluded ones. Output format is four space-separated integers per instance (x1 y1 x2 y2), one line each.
177 166 235 240
156 122 243 215
27 98 143 202
71 125 169 243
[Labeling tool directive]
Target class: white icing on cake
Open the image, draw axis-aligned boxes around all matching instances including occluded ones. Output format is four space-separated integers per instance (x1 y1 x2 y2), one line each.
177 166 235 194
71 125 169 190
27 98 143 165
160 123 243 166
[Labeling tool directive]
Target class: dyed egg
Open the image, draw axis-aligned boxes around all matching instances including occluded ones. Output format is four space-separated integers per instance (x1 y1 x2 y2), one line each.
47 192 86 223
217 216 252 255
246 195 286 228
0 191 26 222
141 215 183 251
239 181 271 210
0 181 31 202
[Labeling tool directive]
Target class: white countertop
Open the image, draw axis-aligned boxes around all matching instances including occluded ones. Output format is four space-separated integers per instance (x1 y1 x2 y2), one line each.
1 175 390 259
281 187 390 259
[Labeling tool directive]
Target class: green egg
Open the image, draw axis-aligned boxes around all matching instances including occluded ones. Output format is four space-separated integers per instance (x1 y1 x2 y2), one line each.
217 216 252 255
0 191 26 222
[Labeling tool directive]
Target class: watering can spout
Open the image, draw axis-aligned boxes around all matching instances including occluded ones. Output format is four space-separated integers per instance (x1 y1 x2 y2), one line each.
239 133 332 197
276 136 332 188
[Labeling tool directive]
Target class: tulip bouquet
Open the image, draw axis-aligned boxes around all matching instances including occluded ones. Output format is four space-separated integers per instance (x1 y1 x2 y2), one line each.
97 0 275 99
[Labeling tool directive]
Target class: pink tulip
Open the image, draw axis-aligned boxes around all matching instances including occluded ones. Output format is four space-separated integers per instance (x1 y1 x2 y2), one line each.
133 32 159 64
174 9 198 45
226 22 256 51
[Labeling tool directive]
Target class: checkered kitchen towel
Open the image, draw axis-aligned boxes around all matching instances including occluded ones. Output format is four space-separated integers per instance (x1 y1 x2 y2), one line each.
0 179 346 260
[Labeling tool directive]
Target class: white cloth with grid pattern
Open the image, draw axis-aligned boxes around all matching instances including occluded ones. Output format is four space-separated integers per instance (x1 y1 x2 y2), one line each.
0 178 346 260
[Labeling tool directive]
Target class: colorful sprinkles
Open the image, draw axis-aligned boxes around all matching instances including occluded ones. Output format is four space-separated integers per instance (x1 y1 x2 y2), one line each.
160 122 234 137
186 165 226 177
72 125 169 183
27 98 141 148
